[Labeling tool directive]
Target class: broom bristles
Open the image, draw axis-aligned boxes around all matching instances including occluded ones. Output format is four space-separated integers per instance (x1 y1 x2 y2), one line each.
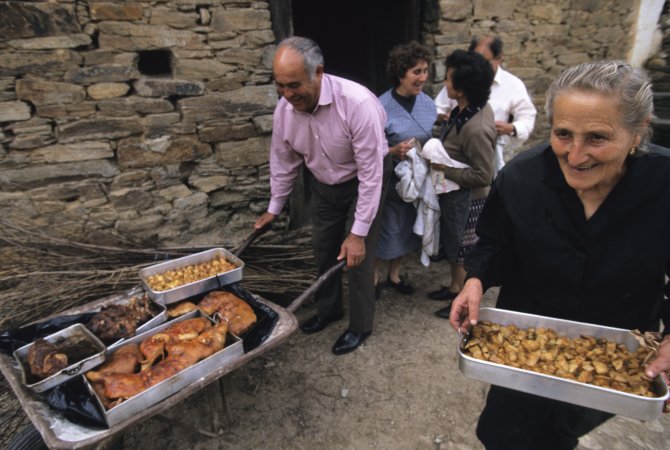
0 219 316 330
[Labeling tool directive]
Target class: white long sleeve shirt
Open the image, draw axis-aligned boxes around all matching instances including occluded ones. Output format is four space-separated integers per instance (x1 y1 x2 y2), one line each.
435 66 537 172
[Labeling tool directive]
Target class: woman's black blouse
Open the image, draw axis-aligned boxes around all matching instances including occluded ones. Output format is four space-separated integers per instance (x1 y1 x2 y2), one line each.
466 143 670 332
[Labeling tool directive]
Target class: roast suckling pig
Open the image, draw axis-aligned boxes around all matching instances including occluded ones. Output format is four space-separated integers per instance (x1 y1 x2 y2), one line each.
198 291 257 335
87 295 155 343
27 339 68 380
85 318 228 408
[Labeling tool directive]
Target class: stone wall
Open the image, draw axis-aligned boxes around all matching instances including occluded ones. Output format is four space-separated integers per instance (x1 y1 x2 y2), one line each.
425 0 638 154
0 0 278 245
0 0 641 245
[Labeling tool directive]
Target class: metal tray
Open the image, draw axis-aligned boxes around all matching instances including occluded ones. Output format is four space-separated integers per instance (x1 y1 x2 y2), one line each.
85 291 167 351
139 248 244 305
458 308 670 421
84 310 244 428
13 324 106 393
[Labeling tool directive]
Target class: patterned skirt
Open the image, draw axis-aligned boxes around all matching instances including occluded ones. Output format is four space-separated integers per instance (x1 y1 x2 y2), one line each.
457 197 486 264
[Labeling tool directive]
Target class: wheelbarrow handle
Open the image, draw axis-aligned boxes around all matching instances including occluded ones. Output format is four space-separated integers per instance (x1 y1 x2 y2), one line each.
287 259 347 313
234 223 272 257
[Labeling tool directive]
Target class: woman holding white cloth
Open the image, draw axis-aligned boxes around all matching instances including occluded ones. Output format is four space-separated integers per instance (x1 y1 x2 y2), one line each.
374 42 437 298
426 49 496 318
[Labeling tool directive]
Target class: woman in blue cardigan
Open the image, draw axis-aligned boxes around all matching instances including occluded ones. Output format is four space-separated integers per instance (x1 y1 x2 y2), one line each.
375 41 437 298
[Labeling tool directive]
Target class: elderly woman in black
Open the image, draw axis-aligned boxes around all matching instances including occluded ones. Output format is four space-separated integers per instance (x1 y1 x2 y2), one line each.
450 60 670 449
427 50 496 317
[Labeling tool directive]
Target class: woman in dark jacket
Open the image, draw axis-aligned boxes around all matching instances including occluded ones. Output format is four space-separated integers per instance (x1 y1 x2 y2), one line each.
427 50 496 318
450 60 670 450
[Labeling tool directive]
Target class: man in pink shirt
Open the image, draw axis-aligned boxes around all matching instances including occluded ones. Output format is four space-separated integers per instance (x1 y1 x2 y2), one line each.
254 36 390 355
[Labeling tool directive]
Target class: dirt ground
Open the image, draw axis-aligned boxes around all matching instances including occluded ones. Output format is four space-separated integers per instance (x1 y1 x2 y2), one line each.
3 251 669 449
115 251 670 450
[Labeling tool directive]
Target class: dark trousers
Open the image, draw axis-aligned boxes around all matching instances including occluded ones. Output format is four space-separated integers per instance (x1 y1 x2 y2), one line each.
477 386 613 450
308 154 391 333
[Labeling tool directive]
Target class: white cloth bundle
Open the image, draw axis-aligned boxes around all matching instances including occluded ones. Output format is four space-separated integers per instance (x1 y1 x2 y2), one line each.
394 146 441 267
420 138 470 194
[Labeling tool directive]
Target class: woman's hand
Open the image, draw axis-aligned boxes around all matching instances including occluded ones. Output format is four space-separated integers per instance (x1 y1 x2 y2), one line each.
391 138 415 160
449 277 484 333
645 334 670 412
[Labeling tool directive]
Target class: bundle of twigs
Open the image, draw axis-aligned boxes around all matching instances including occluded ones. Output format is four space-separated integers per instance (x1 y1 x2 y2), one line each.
0 219 316 330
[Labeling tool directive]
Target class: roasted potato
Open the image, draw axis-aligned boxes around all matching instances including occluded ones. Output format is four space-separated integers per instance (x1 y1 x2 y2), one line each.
463 321 658 397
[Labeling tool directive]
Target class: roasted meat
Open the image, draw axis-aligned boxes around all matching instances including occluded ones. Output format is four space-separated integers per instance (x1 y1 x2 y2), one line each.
87 317 228 408
167 301 198 318
198 291 257 335
27 338 69 380
101 372 146 400
85 344 142 383
138 317 211 369
87 295 155 343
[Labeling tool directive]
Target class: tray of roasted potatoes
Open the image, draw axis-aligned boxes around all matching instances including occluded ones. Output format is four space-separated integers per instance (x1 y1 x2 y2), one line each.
139 248 244 305
83 310 243 427
458 308 669 421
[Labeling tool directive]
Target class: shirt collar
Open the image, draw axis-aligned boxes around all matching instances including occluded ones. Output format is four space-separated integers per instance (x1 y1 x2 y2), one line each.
493 66 504 86
316 74 333 110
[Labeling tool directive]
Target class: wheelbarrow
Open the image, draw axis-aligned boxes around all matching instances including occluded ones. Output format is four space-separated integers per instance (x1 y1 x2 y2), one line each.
0 226 346 449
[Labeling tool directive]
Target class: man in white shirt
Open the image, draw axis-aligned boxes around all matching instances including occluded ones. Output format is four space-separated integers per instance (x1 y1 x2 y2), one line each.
435 35 537 172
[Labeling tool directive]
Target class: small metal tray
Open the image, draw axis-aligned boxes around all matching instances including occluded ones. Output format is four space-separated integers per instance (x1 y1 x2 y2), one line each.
139 248 244 305
85 291 167 351
84 310 243 428
13 324 106 393
458 308 670 421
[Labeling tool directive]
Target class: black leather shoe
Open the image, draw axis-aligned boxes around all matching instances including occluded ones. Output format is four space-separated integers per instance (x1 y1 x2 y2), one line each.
387 276 414 295
427 287 459 301
435 302 453 319
332 330 371 355
300 312 344 335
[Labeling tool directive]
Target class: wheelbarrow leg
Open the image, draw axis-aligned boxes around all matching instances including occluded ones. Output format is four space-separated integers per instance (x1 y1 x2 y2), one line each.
217 377 230 428
206 381 220 434
202 378 229 435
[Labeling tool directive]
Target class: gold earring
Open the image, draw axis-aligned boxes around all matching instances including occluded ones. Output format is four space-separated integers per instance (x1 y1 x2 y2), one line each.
629 147 637 156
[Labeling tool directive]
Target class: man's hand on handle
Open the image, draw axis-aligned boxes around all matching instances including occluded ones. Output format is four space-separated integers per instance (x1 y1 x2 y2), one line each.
254 212 276 230
338 233 366 268
449 277 484 333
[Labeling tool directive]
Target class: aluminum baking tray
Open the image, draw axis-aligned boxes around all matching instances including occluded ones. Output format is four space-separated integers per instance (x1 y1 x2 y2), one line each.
458 308 670 421
13 324 106 393
139 248 244 305
84 310 243 427
86 292 167 351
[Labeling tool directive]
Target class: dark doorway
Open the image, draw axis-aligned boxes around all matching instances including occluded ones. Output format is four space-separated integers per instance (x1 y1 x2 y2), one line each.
291 0 420 95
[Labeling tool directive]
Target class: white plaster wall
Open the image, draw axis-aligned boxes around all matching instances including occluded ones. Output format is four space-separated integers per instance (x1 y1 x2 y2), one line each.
629 0 665 66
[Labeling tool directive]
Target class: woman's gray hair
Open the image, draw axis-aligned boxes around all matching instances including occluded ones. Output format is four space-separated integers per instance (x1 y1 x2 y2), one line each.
545 60 655 151
277 36 324 80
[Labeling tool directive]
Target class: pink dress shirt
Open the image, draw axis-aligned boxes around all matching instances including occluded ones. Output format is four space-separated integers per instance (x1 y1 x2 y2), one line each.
268 74 389 236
